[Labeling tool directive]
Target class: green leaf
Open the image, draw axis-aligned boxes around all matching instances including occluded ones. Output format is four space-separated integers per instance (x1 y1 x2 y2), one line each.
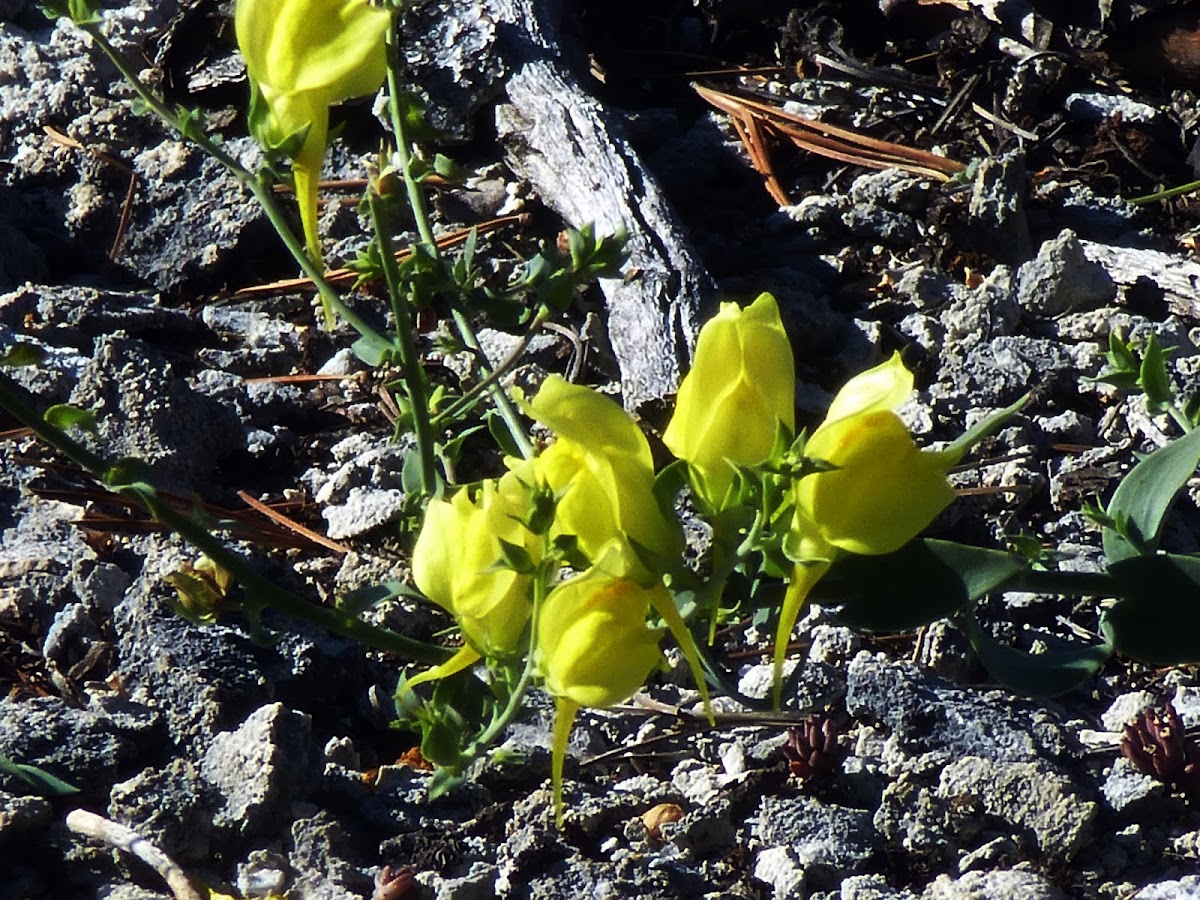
495 538 535 575
1103 425 1200 562
0 752 79 796
1103 553 1200 664
43 403 96 435
822 539 1028 632
943 393 1029 463
1140 335 1174 411
957 609 1111 698
351 334 392 367
0 343 46 367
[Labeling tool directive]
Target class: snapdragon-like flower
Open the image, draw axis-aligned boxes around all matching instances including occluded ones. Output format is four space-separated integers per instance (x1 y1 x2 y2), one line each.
519 375 682 579
235 0 390 276
407 475 539 688
536 547 667 827
771 352 959 706
663 292 795 509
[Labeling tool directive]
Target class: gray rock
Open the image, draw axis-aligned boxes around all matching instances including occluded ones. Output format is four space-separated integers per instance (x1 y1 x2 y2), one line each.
0 695 158 796
288 809 374 898
322 486 408 540
69 333 243 491
849 170 932 215
807 625 860 669
40 601 100 674
1101 691 1159 732
874 772 978 868
117 139 267 292
1065 92 1162 125
0 791 52 844
1134 878 1200 900
1016 229 1115 317
841 873 919 899
755 795 877 887
968 151 1032 264
1102 757 1172 816
116 579 271 754
937 756 1096 861
201 702 315 841
940 265 1019 347
753 846 806 900
846 653 1071 763
936 336 1076 412
236 849 292 899
108 758 213 863
417 862 499 900
660 799 735 858
921 869 1067 900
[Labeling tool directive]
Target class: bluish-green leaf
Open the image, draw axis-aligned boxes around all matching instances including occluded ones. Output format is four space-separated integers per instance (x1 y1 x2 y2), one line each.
957 610 1110 698
1103 426 1200 562
823 539 1028 632
1103 553 1200 664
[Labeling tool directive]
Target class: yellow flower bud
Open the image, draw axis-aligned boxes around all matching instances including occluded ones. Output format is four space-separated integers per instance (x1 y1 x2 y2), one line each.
410 479 537 660
234 0 390 280
662 292 795 508
521 376 681 578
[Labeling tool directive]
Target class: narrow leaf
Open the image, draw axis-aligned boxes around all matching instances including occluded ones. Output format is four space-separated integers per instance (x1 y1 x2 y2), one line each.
44 403 97 435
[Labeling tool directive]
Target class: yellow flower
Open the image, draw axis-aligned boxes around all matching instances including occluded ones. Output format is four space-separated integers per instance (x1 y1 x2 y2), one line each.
408 477 538 687
521 376 681 579
662 292 795 509
537 559 664 827
235 0 390 278
771 352 957 707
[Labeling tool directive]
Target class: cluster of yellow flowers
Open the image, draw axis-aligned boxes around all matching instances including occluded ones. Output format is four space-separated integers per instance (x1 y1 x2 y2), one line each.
231 0 963 826
409 292 962 819
665 293 964 704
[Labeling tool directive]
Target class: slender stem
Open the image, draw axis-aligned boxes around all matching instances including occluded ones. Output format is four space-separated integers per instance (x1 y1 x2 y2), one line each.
1129 179 1200 206
431 309 551 429
0 375 450 664
450 309 536 459
367 188 439 493
383 20 438 251
84 25 394 360
460 557 549 757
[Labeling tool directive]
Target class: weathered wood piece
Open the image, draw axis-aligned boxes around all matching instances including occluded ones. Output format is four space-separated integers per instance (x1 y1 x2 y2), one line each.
1080 240 1200 319
486 0 714 409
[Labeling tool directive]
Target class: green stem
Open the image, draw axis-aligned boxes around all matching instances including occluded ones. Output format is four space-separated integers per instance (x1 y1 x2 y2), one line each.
380 9 532 459
459 558 550 758
367 188 439 493
84 25 394 361
0 375 450 664
383 21 438 252
1129 179 1200 206
450 309 535 459
431 309 551 429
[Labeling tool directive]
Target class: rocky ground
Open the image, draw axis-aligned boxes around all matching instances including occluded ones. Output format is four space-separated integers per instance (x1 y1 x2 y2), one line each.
6 0 1200 897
